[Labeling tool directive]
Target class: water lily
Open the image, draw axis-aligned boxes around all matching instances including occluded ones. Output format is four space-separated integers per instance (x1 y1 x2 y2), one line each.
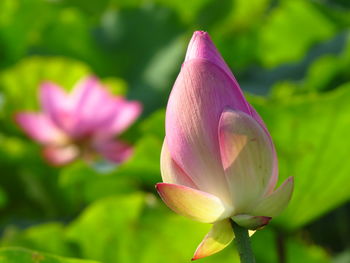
16 76 142 166
156 31 293 260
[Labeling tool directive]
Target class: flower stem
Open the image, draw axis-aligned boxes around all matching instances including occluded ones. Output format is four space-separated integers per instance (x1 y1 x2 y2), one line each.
231 220 256 263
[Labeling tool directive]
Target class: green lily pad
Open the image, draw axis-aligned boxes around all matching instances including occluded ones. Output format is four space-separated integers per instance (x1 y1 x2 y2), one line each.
0 247 100 263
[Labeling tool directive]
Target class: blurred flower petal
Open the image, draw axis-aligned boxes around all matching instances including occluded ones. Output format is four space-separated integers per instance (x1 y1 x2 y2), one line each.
192 219 234 260
96 140 133 163
40 82 73 132
70 76 101 108
43 145 79 166
103 100 142 136
15 113 66 144
156 183 233 223
70 77 117 136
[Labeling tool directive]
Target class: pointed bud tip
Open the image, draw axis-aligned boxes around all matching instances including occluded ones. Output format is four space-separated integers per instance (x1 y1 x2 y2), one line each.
189 30 212 47
185 31 216 63
185 30 237 85
193 30 209 37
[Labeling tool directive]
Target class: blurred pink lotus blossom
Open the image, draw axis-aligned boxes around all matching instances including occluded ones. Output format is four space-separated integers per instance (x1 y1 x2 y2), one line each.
156 31 294 260
16 76 142 166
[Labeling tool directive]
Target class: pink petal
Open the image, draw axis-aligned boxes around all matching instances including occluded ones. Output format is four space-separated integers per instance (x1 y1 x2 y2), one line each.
186 31 278 195
69 77 118 137
192 219 234 260
15 113 66 144
218 110 276 212
70 76 108 115
43 145 79 166
166 59 251 204
40 82 74 133
69 76 101 107
160 140 197 189
186 31 270 135
95 139 133 163
102 99 142 136
156 183 233 223
185 31 239 89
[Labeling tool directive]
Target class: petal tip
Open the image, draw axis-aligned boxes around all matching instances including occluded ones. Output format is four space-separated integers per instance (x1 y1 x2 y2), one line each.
192 243 206 261
193 30 210 39
132 101 143 116
155 182 166 190
191 255 201 261
40 81 59 91
185 31 217 63
155 183 162 191
255 216 272 230
82 75 99 86
261 216 272 225
191 246 209 261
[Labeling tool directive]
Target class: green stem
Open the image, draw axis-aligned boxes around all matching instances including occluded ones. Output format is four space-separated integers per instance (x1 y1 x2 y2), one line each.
231 220 256 263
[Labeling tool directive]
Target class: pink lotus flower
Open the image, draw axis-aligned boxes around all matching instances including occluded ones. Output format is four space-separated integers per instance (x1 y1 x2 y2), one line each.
156 31 294 260
15 76 142 166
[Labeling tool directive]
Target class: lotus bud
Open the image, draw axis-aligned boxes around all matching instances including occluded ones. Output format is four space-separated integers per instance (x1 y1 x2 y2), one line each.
156 31 293 260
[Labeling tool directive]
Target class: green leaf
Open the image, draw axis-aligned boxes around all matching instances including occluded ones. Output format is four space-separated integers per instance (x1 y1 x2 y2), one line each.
303 35 350 92
59 161 137 204
258 0 336 67
334 250 350 263
116 135 163 185
0 186 7 209
0 56 91 113
65 193 238 263
251 228 330 263
139 109 165 139
0 0 55 67
95 5 185 111
66 194 145 263
153 0 208 24
304 55 341 92
0 247 100 263
2 194 331 263
251 85 350 230
0 224 72 257
116 109 166 185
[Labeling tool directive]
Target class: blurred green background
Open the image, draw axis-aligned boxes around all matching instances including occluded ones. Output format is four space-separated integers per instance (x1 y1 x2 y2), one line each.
1 0 350 262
